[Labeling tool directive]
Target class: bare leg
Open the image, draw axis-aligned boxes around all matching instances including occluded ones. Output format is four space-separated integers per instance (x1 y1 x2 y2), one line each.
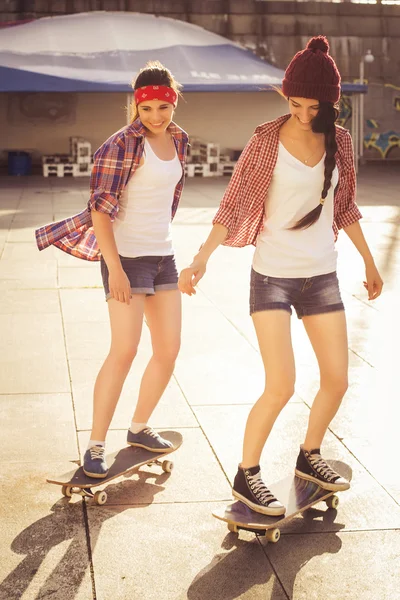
242 310 295 468
302 310 348 450
90 295 146 441
132 289 181 423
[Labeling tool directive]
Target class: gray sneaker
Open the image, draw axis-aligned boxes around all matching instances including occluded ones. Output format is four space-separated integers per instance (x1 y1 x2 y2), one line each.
127 427 173 453
83 445 109 479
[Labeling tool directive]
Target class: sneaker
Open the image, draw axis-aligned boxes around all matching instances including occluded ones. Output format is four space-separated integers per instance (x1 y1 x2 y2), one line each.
127 427 173 453
295 446 350 491
83 445 109 479
232 465 286 516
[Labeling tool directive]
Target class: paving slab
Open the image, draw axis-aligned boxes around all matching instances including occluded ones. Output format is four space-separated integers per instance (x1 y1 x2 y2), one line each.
58 264 102 289
264 531 400 600
0 169 399 600
1 242 57 262
0 259 57 290
77 427 232 504
0 463 92 600
60 288 109 323
192 402 400 531
0 393 78 461
176 295 266 407
70 358 197 430
0 289 60 314
87 502 287 600
0 313 70 394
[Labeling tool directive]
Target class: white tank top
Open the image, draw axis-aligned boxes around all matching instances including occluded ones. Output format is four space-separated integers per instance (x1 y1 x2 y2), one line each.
252 142 339 278
113 138 182 258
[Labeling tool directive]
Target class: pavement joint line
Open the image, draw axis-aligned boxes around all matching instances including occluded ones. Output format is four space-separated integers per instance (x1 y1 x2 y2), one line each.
77 426 201 432
57 260 98 599
172 371 236 489
269 527 400 536
348 347 375 368
82 500 98 600
86 500 234 507
258 537 291 599
288 394 400 508
194 286 261 354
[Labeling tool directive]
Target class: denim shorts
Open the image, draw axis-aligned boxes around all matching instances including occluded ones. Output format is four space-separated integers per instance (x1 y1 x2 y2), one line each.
250 268 344 319
101 255 178 300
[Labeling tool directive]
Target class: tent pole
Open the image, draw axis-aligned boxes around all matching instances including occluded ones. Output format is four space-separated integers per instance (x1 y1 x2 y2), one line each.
127 93 131 125
351 93 359 173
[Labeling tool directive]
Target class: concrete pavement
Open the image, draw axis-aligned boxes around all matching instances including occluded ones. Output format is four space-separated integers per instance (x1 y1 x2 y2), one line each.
0 165 399 600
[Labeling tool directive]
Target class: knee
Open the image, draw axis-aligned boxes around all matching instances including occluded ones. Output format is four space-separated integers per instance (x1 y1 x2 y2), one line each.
321 375 348 399
265 383 295 407
109 345 138 369
153 340 181 366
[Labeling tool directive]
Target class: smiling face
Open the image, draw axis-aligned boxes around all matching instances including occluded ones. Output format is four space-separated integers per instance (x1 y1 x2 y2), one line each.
288 97 320 131
137 100 175 136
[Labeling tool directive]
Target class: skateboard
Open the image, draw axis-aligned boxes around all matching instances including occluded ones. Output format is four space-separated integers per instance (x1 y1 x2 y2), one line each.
212 460 352 543
47 431 182 505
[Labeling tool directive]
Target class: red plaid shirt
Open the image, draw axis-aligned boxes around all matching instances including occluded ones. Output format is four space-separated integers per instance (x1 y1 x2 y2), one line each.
35 120 189 261
213 115 362 246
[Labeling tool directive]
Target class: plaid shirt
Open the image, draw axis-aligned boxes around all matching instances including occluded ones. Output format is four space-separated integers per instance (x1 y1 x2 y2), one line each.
35 120 189 261
213 114 362 246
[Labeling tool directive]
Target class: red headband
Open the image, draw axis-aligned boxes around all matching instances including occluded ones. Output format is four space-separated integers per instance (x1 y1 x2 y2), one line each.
134 85 178 107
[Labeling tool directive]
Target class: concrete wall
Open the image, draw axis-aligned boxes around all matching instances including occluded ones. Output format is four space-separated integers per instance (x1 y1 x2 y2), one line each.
0 90 287 165
1 1 399 162
1 1 400 84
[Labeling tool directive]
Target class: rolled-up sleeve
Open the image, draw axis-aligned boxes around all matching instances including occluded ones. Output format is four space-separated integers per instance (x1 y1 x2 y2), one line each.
212 135 257 232
88 139 125 219
335 131 363 229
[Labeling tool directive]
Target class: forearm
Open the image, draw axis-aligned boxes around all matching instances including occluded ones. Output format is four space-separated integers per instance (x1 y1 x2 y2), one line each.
91 210 122 271
195 223 229 263
343 221 374 265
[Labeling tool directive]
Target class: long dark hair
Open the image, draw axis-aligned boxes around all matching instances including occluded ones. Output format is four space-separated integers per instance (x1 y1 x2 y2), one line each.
289 102 339 230
129 61 182 123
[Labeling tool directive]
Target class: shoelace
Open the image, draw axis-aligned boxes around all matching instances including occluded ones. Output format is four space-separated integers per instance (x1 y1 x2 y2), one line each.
308 453 339 481
143 428 159 439
247 471 276 504
89 446 105 461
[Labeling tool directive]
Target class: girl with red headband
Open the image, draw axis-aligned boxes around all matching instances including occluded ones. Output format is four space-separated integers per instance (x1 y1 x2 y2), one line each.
36 61 188 477
179 37 383 515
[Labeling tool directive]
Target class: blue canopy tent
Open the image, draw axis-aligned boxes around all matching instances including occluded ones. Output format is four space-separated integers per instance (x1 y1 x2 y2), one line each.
0 12 366 164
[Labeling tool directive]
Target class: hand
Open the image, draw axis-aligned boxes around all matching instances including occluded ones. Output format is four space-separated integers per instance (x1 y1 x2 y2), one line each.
108 266 131 304
363 262 384 300
178 257 207 296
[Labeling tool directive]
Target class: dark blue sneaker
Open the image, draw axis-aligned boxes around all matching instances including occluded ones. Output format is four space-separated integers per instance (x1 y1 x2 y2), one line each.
83 445 109 478
127 427 173 453
295 446 350 491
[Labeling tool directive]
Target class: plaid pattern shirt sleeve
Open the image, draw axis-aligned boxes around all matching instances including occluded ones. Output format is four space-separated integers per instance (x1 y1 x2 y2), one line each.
88 138 126 218
334 130 362 230
212 134 258 233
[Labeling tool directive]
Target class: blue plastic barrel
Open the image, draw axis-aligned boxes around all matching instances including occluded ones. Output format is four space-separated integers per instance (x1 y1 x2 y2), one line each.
8 151 32 176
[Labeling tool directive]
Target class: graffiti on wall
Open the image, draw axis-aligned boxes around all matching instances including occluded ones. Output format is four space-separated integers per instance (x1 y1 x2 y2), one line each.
338 95 352 127
364 131 400 159
337 93 400 159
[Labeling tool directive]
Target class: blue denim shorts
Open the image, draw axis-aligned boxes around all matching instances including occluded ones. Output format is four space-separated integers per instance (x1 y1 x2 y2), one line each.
250 269 344 319
101 255 178 300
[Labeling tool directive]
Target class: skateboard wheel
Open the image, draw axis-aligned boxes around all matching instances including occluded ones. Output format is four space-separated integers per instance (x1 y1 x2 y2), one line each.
227 523 238 533
162 460 173 473
94 491 107 505
326 495 339 509
62 486 73 498
265 528 280 543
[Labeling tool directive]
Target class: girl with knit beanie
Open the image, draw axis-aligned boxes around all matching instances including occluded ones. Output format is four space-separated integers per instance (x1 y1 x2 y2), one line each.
179 36 383 515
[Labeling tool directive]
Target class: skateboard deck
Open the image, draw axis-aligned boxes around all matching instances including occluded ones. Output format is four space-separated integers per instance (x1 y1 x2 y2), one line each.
47 431 182 505
212 460 352 543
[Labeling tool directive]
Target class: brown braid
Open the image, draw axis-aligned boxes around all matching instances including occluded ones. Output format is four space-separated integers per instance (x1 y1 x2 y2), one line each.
289 102 339 230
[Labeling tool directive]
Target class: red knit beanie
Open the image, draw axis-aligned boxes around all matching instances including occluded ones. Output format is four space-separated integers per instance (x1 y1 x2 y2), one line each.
282 36 341 104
